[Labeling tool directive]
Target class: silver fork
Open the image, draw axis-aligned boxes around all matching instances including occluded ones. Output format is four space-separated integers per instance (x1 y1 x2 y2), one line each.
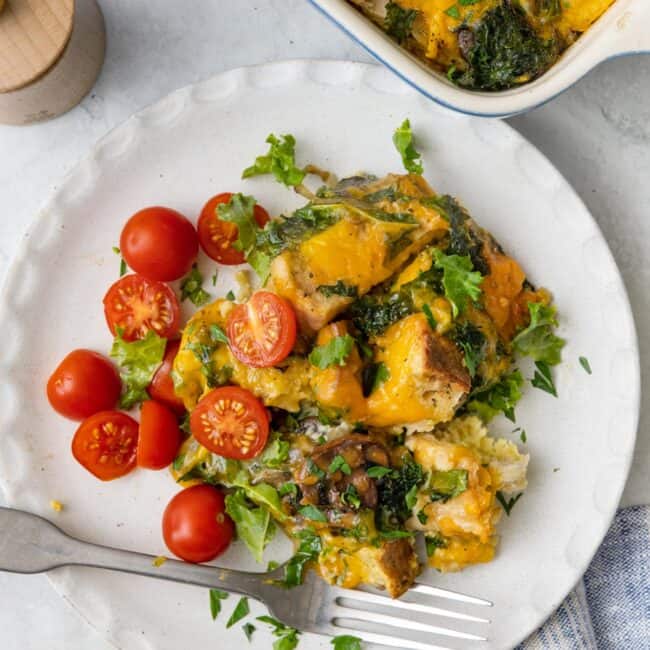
0 507 491 649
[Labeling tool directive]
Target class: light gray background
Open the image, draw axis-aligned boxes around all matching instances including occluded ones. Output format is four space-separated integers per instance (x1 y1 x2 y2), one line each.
0 1 647 648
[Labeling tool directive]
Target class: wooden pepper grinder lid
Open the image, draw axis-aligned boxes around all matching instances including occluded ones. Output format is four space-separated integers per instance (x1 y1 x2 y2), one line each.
0 0 105 125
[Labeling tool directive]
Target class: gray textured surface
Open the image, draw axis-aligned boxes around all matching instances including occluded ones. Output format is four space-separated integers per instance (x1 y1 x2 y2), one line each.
0 1 647 648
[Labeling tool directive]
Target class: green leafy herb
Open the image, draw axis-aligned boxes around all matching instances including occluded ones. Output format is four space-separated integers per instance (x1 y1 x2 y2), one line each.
331 635 363 650
417 510 428 524
392 119 423 174
279 529 322 587
468 369 524 422
329 454 352 476
453 321 486 379
218 193 272 282
209 324 230 345
226 289 236 301
405 483 419 510
267 560 280 572
429 469 469 502
513 302 565 366
385 2 418 44
317 281 359 298
261 435 290 468
425 535 447 557
531 360 558 397
112 246 127 276
225 488 276 562
256 615 301 650
433 249 483 318
451 3 558 91
279 482 298 498
579 356 592 375
378 530 415 540
342 484 361 509
110 329 166 409
350 292 412 338
361 361 390 397
243 622 256 641
299 505 327 523
180 264 210 306
242 134 306 187
211 270 219 286
307 458 325 480
422 303 437 330
308 334 354 369
367 466 394 479
226 597 250 628
520 429 527 443
445 4 460 19
172 454 186 472
209 589 228 620
496 491 522 516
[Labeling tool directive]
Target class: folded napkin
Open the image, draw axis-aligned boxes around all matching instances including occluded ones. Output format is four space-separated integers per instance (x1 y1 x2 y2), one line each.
520 505 650 649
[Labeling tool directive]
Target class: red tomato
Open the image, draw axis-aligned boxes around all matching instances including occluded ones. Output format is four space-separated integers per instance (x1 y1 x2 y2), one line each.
47 349 122 420
162 485 234 563
190 386 269 460
71 411 138 481
197 193 269 265
137 401 181 470
226 291 297 368
149 340 185 414
103 274 180 342
120 206 198 281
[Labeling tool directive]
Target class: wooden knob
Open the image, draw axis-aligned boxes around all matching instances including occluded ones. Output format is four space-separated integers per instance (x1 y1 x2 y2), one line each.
0 0 75 94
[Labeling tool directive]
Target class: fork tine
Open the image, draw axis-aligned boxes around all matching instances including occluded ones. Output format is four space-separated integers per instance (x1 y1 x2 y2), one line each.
331 627 459 650
334 609 488 641
412 582 493 607
335 589 490 623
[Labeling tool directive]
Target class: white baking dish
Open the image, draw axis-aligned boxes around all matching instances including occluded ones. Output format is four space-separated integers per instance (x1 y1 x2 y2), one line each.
308 0 650 117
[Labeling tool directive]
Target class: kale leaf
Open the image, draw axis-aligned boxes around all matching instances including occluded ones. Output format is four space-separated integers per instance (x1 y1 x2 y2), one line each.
385 2 418 44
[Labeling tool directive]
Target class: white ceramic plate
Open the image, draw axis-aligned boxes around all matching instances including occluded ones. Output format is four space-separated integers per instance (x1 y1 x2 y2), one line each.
0 61 639 650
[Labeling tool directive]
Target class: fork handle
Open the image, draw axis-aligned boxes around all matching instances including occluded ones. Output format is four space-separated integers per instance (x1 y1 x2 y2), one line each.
67 537 270 599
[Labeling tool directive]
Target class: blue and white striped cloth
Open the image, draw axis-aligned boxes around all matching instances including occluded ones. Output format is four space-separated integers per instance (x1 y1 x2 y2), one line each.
520 506 650 649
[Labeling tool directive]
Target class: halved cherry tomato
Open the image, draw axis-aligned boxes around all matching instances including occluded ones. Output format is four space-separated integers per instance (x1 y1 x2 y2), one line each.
103 273 180 342
120 206 198 281
226 291 297 368
190 386 269 460
162 484 234 563
197 192 269 265
72 411 138 481
137 400 181 470
47 349 121 420
149 340 185 414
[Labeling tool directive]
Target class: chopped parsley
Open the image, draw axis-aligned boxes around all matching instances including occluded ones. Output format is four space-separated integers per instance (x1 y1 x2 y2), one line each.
243 622 256 642
329 454 352 476
226 597 249 628
242 133 306 187
496 491 522 516
209 324 229 345
299 505 327 523
180 264 210 306
579 356 592 375
342 484 362 509
331 635 363 650
367 466 394 479
256 616 300 650
520 429 527 443
425 535 447 557
429 469 469 502
218 193 272 282
468 369 524 422
417 510 428 524
226 289 236 301
392 118 423 174
211 270 218 286
362 361 390 397
308 334 354 369
317 281 359 298
112 246 127 277
277 529 322 588
110 329 166 409
513 302 565 366
209 589 228 620
445 4 460 19
422 303 437 330
433 249 483 318
385 2 418 44
531 360 558 397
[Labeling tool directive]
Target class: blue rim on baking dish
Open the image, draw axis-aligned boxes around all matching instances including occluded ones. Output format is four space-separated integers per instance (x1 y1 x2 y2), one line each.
307 0 650 118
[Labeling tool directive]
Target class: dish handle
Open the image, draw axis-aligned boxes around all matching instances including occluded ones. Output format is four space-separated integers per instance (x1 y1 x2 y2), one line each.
598 2 650 58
